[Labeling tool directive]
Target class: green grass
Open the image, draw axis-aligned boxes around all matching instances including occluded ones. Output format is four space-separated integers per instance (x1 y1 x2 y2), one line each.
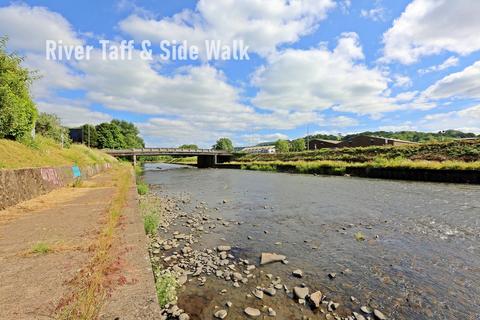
0 136 116 169
137 180 149 195
31 242 51 254
155 272 178 307
144 211 160 235
236 139 480 164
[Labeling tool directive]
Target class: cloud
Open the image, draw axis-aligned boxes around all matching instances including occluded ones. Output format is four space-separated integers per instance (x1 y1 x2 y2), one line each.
118 0 336 56
361 6 386 22
422 60 480 100
418 56 459 74
252 32 399 116
393 74 412 88
421 105 480 133
382 0 480 64
240 133 289 145
37 99 112 127
0 4 81 52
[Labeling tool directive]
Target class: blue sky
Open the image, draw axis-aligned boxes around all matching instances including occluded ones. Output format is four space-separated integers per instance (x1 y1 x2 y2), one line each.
1 0 479 147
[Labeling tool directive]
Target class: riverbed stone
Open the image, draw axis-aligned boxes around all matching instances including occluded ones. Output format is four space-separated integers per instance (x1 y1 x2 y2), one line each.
361 306 372 314
292 269 303 278
260 253 287 265
293 286 309 299
217 245 231 252
373 309 387 320
309 291 322 308
244 307 261 317
214 309 228 319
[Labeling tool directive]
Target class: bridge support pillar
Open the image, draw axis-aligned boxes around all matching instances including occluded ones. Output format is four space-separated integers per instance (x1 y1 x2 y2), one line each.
133 154 137 166
197 154 232 168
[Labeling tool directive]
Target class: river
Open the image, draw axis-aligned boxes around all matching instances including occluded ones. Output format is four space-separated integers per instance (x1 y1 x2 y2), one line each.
144 163 480 319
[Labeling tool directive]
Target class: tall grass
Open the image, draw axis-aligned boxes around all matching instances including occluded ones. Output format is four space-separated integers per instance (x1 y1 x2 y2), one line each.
144 211 159 235
56 164 132 320
155 272 178 307
0 136 116 169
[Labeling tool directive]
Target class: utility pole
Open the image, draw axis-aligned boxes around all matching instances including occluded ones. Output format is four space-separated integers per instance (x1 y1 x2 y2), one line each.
88 125 90 148
306 124 310 151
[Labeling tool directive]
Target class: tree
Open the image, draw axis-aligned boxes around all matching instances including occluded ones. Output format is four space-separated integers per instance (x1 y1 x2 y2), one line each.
179 144 198 149
0 37 37 140
290 138 306 152
81 124 98 148
275 139 290 153
213 138 234 152
35 112 71 146
94 120 144 149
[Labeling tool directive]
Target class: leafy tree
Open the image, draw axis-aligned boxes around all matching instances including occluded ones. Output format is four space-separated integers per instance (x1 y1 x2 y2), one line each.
213 138 234 152
35 112 71 146
81 124 98 148
0 37 37 140
179 144 198 149
290 138 306 152
275 139 290 153
111 119 144 148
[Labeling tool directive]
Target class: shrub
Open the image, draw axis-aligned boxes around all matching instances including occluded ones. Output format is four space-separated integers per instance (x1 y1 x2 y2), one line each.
0 37 37 140
155 273 178 307
137 181 149 195
31 242 51 254
144 211 159 235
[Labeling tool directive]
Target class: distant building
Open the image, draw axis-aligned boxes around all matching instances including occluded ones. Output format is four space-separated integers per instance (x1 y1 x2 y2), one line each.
338 135 416 148
241 145 276 154
308 139 341 150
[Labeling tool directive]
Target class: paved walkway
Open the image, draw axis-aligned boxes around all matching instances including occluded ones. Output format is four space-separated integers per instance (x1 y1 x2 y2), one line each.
0 169 160 319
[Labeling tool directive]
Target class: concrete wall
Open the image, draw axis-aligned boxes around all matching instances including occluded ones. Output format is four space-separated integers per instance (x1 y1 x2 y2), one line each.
0 163 112 210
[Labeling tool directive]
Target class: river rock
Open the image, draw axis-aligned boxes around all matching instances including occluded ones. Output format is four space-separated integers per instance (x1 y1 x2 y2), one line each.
214 309 228 319
328 273 336 279
292 269 303 278
217 245 231 252
179 313 190 320
260 253 287 265
253 289 264 299
244 307 261 317
268 307 276 316
309 291 322 308
293 286 309 299
373 309 387 320
361 306 372 314
353 312 366 320
264 287 277 296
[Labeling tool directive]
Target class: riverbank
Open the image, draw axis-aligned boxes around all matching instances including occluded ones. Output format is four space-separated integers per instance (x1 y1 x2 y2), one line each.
139 187 390 320
228 140 480 184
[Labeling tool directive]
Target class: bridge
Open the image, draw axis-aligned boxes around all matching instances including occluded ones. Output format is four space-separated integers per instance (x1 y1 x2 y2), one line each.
104 148 233 168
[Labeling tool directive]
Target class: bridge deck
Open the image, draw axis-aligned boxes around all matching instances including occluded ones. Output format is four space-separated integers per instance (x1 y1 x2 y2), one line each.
104 148 232 157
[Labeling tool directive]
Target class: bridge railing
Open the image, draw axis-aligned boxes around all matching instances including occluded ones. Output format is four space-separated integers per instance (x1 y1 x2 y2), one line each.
103 148 230 155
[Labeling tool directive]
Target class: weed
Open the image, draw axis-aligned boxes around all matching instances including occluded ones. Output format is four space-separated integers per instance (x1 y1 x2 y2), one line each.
31 242 51 254
137 181 149 195
155 272 178 307
144 212 159 235
72 178 83 188
354 232 365 241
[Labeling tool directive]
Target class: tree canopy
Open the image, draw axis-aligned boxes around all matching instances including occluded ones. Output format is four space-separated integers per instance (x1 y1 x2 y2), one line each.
0 37 37 140
179 144 198 149
92 120 144 149
213 138 234 152
290 138 306 152
274 139 290 153
35 112 71 146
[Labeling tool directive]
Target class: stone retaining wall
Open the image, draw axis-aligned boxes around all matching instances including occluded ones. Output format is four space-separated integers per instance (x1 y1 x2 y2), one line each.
0 163 112 210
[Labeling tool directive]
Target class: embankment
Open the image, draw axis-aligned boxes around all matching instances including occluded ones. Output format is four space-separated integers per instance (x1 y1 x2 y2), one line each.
0 163 112 210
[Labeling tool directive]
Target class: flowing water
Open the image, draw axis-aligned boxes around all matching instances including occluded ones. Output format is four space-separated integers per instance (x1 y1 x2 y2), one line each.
144 163 480 319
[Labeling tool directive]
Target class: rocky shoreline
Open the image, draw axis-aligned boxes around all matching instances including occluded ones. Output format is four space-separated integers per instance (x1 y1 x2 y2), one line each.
141 191 388 320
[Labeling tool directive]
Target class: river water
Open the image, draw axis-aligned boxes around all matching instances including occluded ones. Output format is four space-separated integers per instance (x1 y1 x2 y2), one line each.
144 163 480 320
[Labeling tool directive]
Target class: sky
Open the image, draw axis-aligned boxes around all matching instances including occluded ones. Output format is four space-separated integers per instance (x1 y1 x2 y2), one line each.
0 0 479 147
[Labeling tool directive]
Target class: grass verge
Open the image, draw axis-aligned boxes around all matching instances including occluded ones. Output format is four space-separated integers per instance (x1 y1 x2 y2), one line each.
55 164 132 320
30 242 51 254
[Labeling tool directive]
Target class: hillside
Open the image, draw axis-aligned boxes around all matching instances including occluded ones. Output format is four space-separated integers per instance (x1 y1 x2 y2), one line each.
0 136 116 169
238 139 480 163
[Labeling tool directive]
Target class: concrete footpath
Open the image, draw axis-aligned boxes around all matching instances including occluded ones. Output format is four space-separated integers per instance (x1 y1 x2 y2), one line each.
0 168 160 319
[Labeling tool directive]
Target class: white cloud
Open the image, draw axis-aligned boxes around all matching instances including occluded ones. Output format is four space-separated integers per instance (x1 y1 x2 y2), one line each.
252 32 399 116
361 6 386 22
418 56 459 74
421 105 480 133
393 74 412 88
240 133 289 145
119 0 336 56
37 99 112 127
0 4 81 52
383 0 480 64
422 60 480 100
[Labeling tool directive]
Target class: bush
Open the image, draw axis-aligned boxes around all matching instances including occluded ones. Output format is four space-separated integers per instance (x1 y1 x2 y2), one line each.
155 273 178 307
137 181 149 195
144 211 159 235
35 112 71 147
0 37 37 140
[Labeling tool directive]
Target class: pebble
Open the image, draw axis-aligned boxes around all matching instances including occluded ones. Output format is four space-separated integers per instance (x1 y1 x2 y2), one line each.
179 314 190 320
268 307 276 316
292 269 303 278
244 307 261 317
353 312 366 320
253 289 264 299
309 291 322 308
361 306 372 314
214 309 228 319
328 273 336 279
293 286 309 299
373 309 387 320
260 253 287 265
